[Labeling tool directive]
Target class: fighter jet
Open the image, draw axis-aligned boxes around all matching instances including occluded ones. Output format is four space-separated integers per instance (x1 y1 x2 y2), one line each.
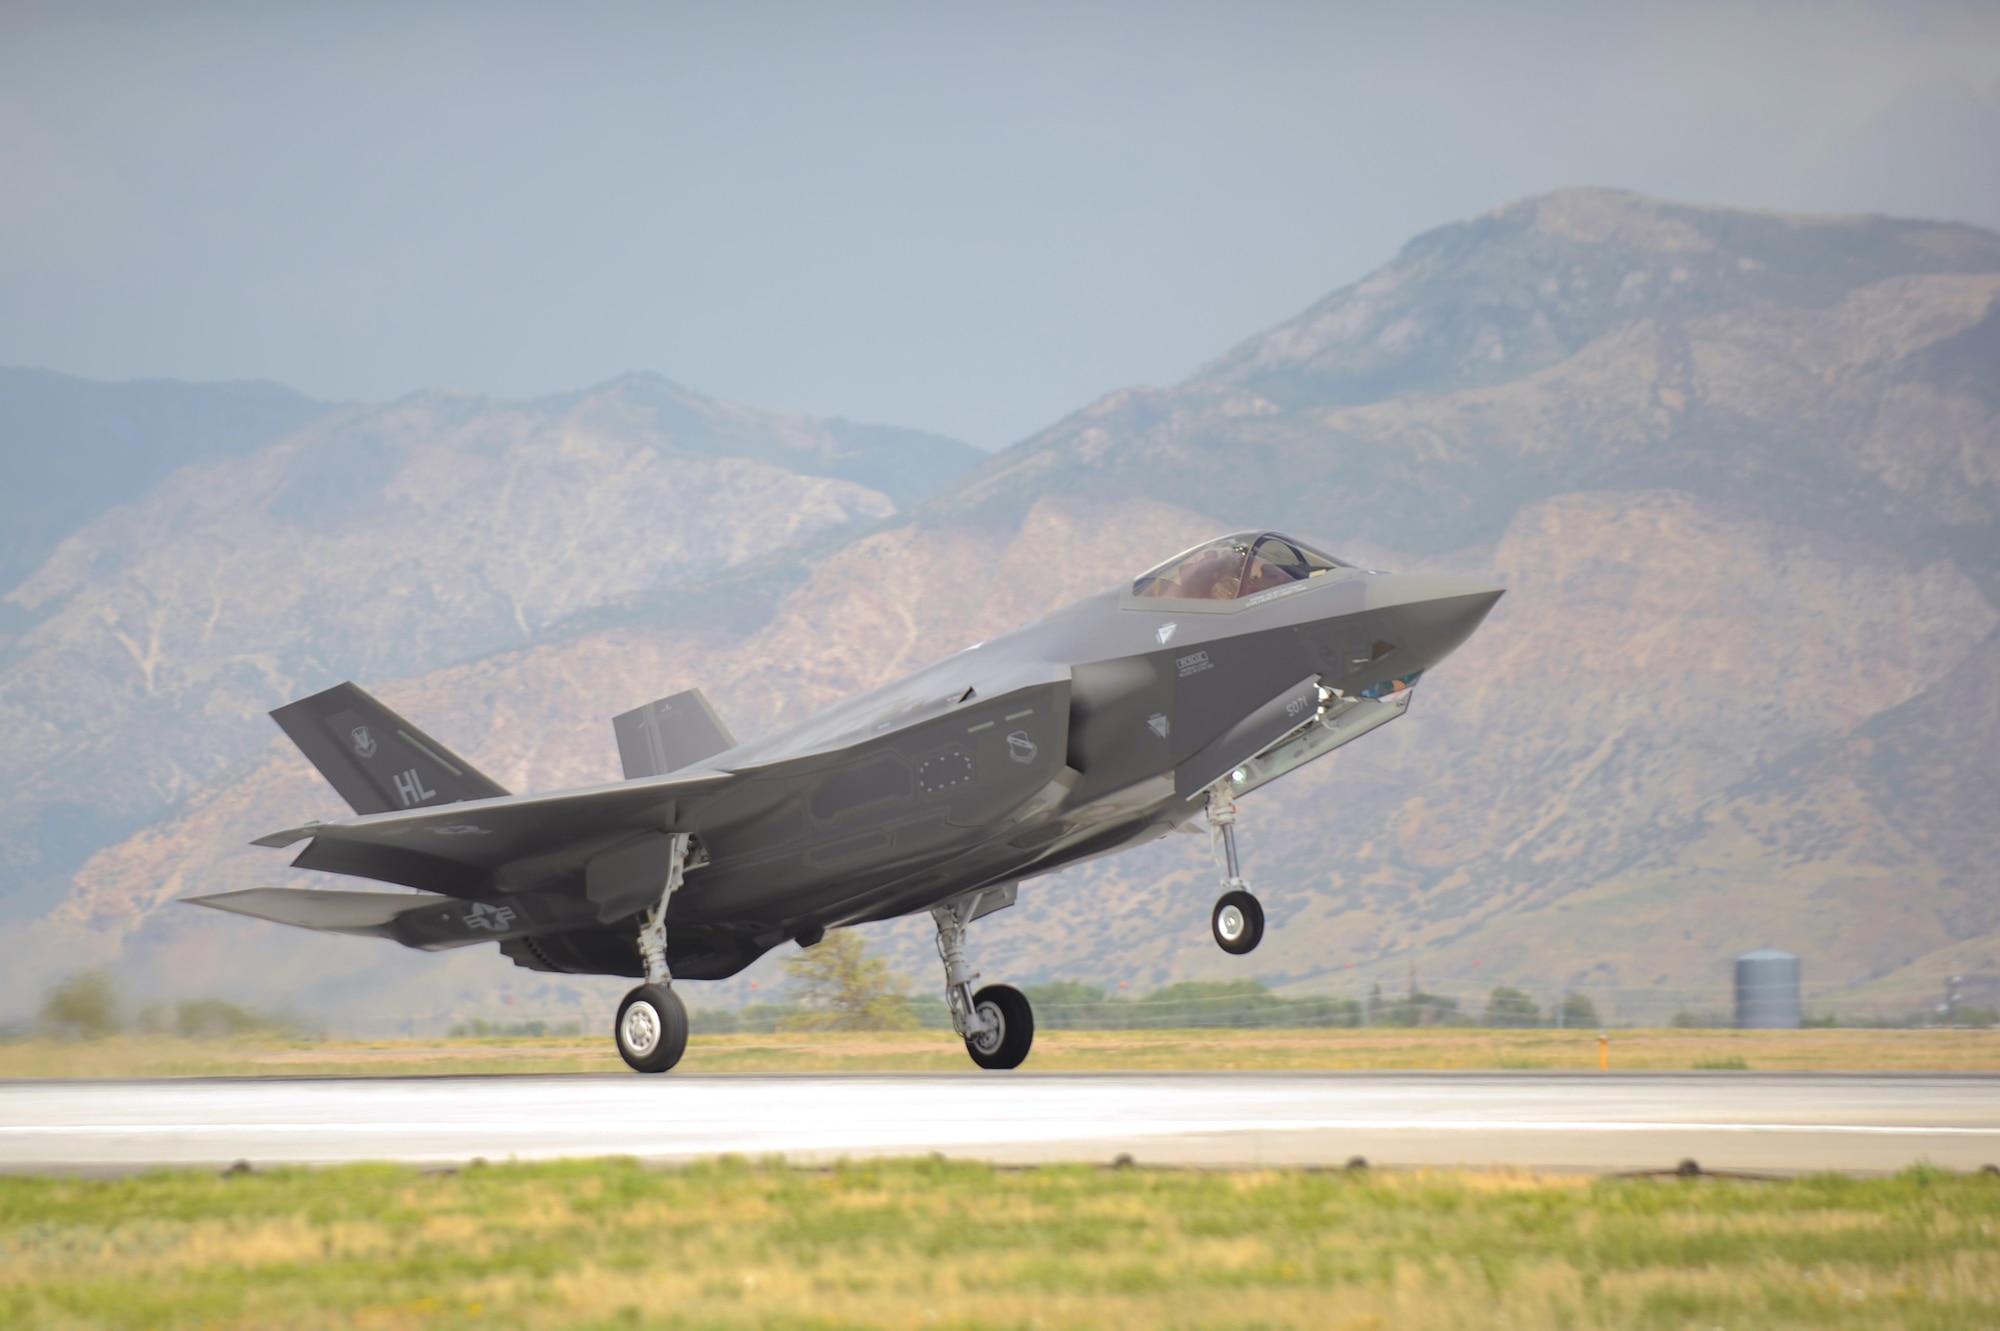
192 532 1501 1072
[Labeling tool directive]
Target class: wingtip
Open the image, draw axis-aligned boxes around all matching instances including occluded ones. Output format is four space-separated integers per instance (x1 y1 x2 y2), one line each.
250 823 320 849
180 889 256 910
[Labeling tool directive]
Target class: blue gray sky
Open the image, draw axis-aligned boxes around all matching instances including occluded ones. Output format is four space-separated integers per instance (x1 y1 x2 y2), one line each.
2 1 1997 448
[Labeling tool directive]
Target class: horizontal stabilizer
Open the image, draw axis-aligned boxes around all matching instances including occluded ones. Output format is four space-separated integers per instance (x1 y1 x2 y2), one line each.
614 688 737 779
185 887 451 937
185 886 594 951
270 682 509 815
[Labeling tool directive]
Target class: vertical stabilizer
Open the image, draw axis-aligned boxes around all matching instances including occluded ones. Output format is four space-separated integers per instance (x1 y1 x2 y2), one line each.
270 682 509 815
614 689 737 779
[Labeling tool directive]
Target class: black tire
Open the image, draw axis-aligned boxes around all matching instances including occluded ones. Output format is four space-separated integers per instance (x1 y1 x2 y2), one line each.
615 983 689 1073
965 983 1034 1070
1211 890 1265 955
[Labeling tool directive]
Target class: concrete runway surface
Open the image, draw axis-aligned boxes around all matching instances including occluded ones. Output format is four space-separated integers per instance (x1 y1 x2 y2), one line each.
4 1073 1998 1174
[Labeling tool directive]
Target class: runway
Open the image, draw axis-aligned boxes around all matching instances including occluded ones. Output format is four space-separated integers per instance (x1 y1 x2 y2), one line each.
4 1072 1997 1174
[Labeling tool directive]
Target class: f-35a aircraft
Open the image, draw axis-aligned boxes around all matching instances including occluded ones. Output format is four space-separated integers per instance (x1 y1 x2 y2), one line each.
192 533 1501 1072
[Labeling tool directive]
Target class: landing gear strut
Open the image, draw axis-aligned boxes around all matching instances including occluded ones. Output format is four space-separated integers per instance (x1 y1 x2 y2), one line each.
1206 785 1264 954
933 887 1033 1069
616 833 691 1073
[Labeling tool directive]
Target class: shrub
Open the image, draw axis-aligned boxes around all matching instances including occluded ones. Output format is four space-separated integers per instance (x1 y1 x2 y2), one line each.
1483 986 1541 1028
1368 985 1466 1027
1022 980 1362 1030
1022 981 1114 1029
1958 1005 1999 1030
1558 992 1599 1028
174 999 274 1038
39 972 119 1039
448 1018 580 1038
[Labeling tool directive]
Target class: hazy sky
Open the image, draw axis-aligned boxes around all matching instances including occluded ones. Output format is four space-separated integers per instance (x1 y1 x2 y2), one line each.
3 2 1997 449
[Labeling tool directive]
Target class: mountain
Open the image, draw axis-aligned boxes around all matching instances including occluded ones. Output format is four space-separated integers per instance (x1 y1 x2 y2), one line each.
901 189 2000 1014
10 189 2000 1028
0 368 327 645
0 372 978 934
947 191 2000 580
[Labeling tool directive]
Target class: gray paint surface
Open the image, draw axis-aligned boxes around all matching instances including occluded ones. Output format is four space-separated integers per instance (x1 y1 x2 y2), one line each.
3 1073 1996 1175
614 689 737 780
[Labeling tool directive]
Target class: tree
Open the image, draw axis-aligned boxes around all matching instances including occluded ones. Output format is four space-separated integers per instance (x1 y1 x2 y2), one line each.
783 929 918 1030
1558 992 1600 1029
40 972 120 1039
1371 987 1463 1027
1137 979 1280 1029
175 998 273 1038
1023 981 1113 1030
1483 985 1541 1028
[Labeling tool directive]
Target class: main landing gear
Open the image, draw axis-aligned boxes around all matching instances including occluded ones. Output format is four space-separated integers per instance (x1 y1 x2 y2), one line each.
616 833 691 1073
933 886 1033 1070
616 983 687 1074
1206 785 1265 954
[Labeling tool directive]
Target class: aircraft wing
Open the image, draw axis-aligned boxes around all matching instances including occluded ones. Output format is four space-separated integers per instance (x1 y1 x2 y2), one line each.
252 667 1075 907
251 766 736 898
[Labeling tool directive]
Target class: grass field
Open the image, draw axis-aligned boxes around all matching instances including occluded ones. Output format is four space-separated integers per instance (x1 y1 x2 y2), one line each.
3 1026 1998 1079
4 1157 1998 1329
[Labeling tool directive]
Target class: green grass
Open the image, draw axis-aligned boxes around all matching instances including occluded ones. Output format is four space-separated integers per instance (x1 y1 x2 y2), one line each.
3 1159 1998 1329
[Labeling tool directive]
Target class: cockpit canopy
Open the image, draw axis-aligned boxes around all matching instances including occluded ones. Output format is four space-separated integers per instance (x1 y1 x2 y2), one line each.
1132 532 1352 601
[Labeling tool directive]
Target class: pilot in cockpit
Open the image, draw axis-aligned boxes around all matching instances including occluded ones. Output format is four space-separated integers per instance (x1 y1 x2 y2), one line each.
1133 533 1349 601
1174 546 1247 599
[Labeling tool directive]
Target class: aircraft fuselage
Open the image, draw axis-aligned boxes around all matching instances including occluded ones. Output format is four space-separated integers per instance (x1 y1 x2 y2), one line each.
513 564 1500 979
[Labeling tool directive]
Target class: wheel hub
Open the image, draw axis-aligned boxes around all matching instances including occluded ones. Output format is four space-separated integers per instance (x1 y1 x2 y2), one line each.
1217 904 1246 941
969 1002 1005 1054
621 1001 661 1056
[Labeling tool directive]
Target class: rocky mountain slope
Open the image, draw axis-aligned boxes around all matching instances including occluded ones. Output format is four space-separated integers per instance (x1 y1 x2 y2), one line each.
11 189 1999 1028
0 369 326 639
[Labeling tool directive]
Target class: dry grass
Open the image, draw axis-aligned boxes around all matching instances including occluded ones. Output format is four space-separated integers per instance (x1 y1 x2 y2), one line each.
4 1157 1998 1329
3 1026 1998 1080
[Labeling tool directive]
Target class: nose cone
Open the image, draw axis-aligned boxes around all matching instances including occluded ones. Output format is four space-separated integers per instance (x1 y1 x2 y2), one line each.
1367 574 1505 669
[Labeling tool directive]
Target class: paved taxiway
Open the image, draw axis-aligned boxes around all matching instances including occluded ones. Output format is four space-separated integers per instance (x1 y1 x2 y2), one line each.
4 1073 1997 1174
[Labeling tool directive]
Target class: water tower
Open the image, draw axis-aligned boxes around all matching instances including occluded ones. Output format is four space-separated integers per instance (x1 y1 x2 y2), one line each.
1735 947 1801 1029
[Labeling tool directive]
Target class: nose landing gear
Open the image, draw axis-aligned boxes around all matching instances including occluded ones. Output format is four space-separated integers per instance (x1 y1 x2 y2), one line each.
1212 889 1264 954
1205 786 1264 954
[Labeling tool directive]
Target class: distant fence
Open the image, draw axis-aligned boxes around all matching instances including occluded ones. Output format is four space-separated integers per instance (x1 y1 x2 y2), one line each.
309 979 2000 1040
684 980 1998 1036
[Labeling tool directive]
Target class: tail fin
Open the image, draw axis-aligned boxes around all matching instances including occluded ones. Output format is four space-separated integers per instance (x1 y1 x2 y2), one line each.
270 682 509 814
613 688 736 779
